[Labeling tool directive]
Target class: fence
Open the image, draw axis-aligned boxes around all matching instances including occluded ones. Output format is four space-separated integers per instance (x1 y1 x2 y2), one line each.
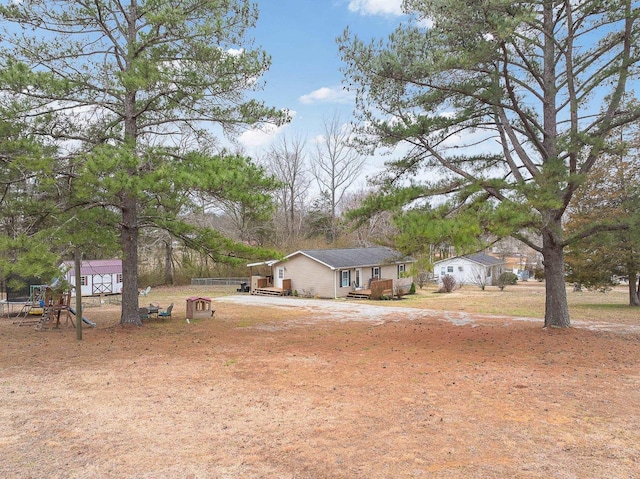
191 277 249 286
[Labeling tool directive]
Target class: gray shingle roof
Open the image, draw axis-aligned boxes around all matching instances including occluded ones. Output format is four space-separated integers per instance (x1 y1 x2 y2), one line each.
463 253 505 266
290 247 412 270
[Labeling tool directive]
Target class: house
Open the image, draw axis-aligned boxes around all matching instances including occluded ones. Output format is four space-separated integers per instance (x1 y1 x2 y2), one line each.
433 253 505 287
248 247 415 298
60 259 123 297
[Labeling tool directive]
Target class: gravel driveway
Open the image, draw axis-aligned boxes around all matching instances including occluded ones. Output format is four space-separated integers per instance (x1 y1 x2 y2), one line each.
214 294 640 334
213 294 520 327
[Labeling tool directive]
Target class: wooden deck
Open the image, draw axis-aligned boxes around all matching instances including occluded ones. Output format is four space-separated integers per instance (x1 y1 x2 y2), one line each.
347 279 394 299
252 278 292 297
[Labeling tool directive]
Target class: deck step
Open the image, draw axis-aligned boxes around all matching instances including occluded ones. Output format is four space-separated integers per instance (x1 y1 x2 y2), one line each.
252 288 284 296
347 292 370 299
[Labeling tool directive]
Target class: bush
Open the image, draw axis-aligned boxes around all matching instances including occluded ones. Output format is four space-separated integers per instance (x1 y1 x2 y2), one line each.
416 271 430 289
498 272 518 291
409 282 416 294
439 274 457 293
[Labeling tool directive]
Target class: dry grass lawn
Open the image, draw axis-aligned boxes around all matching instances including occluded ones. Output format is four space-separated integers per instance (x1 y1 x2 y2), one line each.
1 283 639 478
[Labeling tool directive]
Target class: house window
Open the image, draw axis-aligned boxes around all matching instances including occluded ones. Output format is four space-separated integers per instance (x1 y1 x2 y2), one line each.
458 266 464 272
80 276 88 286
447 266 454 273
398 264 405 278
116 273 123 283
487 268 491 277
341 270 351 287
278 268 284 279
440 267 446 277
372 267 380 279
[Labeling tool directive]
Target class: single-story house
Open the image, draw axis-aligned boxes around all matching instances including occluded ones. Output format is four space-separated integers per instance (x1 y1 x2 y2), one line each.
248 247 415 298
433 253 505 286
60 259 123 297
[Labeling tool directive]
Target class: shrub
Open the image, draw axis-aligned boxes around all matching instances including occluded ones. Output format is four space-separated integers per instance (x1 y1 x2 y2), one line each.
498 272 518 291
409 282 416 294
439 274 457 293
416 272 430 289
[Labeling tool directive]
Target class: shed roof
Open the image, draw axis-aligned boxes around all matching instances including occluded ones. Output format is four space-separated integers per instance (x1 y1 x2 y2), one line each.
187 296 211 302
285 247 413 270
61 259 122 276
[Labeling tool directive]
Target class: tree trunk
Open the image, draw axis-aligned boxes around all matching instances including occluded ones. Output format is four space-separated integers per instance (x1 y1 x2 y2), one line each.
164 239 174 285
629 270 640 306
120 193 141 326
542 229 570 328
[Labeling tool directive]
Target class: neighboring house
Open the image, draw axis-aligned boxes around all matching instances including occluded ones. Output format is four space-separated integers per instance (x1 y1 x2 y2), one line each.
248 247 415 298
433 253 505 287
60 259 123 297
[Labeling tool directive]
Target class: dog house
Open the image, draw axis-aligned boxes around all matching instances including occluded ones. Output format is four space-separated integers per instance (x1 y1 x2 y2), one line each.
185 296 213 320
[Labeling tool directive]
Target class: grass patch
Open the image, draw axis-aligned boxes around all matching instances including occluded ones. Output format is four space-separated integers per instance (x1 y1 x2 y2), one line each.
407 281 637 324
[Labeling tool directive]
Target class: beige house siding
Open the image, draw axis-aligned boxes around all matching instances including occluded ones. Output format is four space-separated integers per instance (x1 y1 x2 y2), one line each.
282 255 336 298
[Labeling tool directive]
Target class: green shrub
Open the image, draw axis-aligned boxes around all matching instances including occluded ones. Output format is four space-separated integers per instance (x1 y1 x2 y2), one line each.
409 282 416 294
498 272 518 291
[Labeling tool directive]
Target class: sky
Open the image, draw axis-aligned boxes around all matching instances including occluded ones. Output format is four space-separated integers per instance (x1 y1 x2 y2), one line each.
235 0 407 179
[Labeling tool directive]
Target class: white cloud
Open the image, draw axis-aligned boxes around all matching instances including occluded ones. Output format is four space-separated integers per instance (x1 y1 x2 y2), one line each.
299 86 354 105
348 0 403 16
238 110 297 149
238 126 278 149
226 48 244 57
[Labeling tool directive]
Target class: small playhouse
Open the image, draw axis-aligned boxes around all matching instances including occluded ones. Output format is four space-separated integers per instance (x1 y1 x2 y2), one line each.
185 296 214 320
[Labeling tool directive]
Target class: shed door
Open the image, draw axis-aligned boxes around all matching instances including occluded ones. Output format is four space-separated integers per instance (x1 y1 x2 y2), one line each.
92 274 113 295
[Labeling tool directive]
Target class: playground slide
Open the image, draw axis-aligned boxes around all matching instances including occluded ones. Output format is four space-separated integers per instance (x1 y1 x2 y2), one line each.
68 307 96 327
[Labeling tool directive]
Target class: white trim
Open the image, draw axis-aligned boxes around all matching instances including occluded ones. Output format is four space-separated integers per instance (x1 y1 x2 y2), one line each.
247 260 279 268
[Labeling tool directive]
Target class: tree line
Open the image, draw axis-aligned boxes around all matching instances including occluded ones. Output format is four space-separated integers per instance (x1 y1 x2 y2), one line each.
0 0 638 331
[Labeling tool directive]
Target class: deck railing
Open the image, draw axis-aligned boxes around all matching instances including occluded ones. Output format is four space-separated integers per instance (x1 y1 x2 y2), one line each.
370 278 393 291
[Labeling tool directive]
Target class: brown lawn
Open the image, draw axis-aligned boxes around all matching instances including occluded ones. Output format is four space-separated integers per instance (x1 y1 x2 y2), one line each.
1 284 639 478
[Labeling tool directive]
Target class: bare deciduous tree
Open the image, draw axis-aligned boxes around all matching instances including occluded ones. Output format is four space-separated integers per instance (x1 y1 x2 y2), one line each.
312 113 367 242
264 134 311 246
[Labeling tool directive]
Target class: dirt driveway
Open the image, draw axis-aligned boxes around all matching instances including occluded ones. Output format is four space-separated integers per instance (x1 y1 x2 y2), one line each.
1 291 639 478
215 294 640 333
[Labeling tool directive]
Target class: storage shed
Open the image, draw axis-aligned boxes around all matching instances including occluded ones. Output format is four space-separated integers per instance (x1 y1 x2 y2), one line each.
61 259 123 297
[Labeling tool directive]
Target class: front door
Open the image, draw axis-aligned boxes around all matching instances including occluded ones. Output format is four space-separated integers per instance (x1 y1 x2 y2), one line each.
355 268 362 288
275 267 285 289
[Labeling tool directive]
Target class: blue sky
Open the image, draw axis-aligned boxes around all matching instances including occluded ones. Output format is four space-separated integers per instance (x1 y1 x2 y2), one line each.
237 0 406 168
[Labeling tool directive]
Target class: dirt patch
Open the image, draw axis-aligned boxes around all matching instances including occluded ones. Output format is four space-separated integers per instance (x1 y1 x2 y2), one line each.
1 291 639 478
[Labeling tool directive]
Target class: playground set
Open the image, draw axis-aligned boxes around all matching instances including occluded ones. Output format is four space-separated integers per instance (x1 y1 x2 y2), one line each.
12 284 95 330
